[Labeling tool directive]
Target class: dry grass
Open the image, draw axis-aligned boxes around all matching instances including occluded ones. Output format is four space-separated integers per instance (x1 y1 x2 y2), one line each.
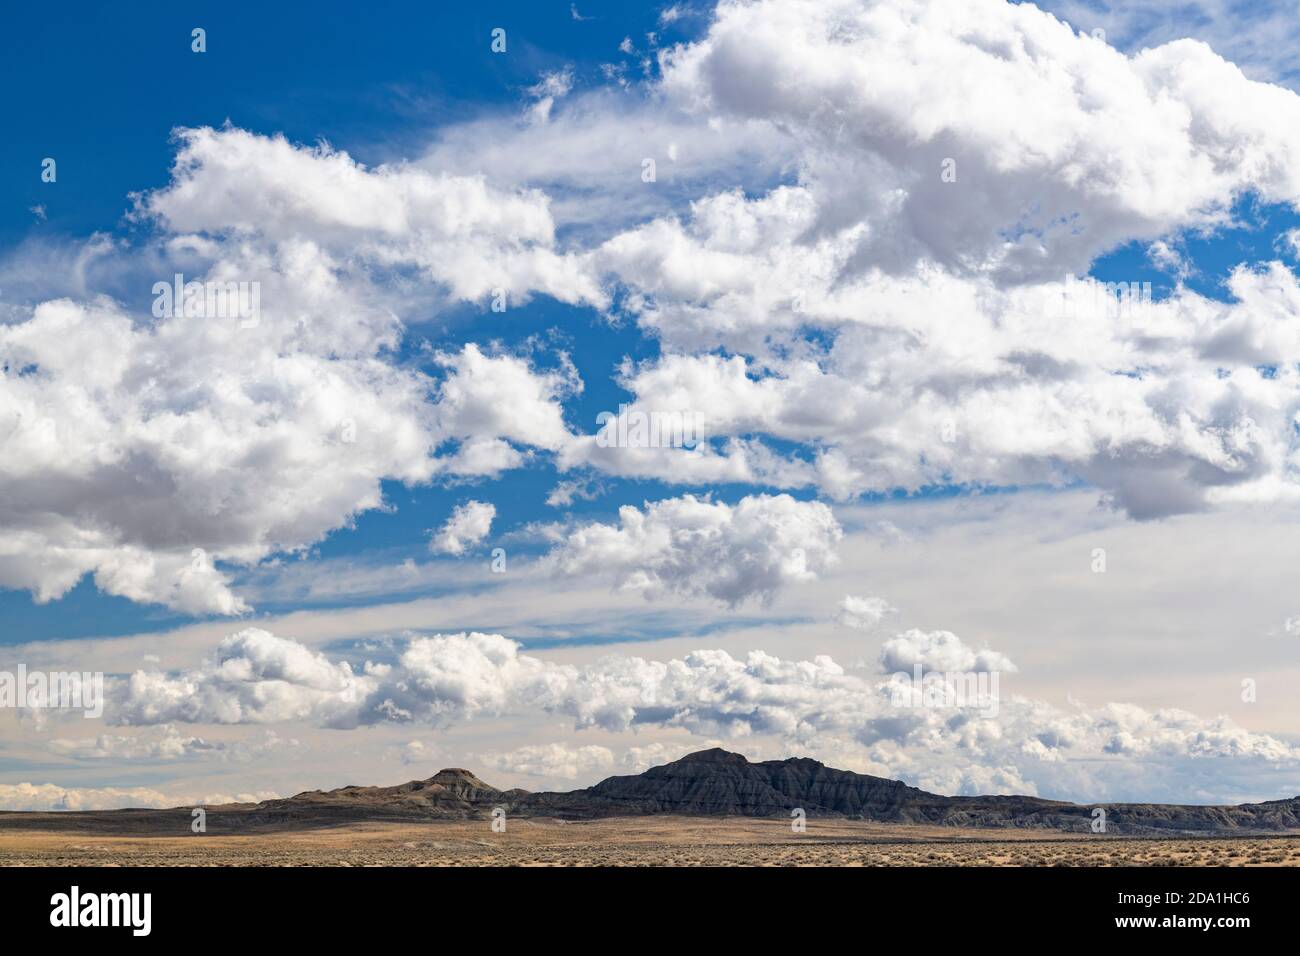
3 816 1300 866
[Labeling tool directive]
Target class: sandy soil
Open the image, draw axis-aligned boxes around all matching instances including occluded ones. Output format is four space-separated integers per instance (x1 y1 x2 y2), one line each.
3 816 1300 866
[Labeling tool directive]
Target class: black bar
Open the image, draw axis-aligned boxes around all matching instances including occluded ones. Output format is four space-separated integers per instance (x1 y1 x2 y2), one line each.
1 865 1284 941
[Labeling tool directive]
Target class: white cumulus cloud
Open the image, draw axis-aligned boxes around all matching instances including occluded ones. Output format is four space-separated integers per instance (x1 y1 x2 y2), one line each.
837 594 896 630
544 493 843 606
430 500 497 556
103 625 1300 802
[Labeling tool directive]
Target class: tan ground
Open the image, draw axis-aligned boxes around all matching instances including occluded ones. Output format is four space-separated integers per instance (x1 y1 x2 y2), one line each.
3 817 1300 866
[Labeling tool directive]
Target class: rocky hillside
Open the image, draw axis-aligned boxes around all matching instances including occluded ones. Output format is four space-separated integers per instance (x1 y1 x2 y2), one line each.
520 748 1300 833
222 767 526 829
521 748 928 818
4 748 1299 835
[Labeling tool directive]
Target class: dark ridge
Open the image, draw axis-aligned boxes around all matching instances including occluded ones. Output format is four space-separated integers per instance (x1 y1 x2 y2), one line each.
2 749 1297 836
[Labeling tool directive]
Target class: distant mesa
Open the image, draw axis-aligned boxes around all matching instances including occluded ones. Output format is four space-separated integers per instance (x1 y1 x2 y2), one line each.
3 748 1298 836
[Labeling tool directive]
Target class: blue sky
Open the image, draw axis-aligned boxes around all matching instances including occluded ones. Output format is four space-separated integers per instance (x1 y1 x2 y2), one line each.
0 0 828 644
4 0 1300 807
2 1 692 244
2 0 720 641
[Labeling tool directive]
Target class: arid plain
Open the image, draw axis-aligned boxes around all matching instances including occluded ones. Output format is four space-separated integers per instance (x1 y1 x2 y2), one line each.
3 817 1300 867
